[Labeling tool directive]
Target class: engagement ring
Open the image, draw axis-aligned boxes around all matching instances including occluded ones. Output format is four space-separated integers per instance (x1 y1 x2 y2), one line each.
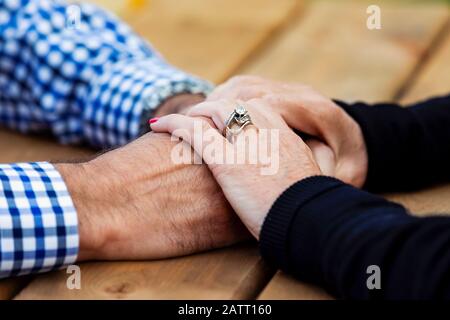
223 105 253 140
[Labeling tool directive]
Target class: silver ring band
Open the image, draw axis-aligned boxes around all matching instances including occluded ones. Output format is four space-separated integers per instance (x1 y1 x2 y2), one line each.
223 105 253 139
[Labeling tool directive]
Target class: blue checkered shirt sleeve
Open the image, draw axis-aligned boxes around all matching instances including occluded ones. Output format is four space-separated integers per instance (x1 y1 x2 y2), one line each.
0 162 78 278
0 0 212 148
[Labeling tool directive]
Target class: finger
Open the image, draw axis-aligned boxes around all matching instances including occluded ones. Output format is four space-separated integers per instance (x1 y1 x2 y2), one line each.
188 100 236 132
150 114 229 165
306 139 336 176
264 93 341 152
208 84 267 102
207 82 235 101
189 98 280 134
174 104 217 128
236 83 303 101
208 75 266 100
245 98 289 130
209 78 311 101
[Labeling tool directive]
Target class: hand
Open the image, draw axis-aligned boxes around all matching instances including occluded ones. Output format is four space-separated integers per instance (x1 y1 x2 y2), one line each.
55 133 249 261
155 93 205 116
208 76 368 188
150 99 322 239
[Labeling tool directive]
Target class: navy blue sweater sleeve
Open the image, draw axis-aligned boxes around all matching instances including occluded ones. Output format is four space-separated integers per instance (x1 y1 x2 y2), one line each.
336 94 450 192
260 176 450 299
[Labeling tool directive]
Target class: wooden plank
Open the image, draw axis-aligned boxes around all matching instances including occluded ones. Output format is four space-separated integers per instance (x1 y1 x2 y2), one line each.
239 0 449 103
5 0 299 299
119 0 302 83
15 243 274 299
386 184 450 217
0 276 31 300
252 0 449 300
0 131 93 163
400 23 450 104
258 273 333 300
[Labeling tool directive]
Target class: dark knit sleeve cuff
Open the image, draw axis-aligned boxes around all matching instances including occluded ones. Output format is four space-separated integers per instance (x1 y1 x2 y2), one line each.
259 176 344 271
259 175 408 287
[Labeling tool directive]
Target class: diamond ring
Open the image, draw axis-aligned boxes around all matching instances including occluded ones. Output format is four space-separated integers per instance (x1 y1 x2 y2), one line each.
223 105 253 140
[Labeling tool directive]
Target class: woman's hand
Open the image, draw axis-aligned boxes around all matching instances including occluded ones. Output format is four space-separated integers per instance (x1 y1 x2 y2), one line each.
150 99 322 239
208 76 368 188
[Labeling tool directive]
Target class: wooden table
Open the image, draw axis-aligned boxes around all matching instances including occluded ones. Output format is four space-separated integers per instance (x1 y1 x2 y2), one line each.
1 0 449 300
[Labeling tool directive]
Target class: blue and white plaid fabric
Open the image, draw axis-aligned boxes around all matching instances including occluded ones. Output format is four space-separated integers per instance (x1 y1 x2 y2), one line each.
0 0 212 147
0 0 212 278
0 162 78 278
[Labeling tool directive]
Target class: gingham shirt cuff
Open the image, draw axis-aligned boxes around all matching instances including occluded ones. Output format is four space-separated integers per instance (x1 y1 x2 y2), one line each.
0 162 78 278
83 58 213 147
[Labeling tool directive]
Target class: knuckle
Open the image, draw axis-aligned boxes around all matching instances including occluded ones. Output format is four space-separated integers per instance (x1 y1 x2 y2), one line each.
213 108 224 121
199 119 213 131
260 94 282 106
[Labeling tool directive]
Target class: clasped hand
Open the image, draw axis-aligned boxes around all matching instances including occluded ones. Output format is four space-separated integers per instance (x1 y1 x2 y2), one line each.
61 75 368 261
150 75 369 239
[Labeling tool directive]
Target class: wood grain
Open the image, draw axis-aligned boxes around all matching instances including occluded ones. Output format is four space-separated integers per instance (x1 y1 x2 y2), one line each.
120 0 302 83
239 0 449 103
400 21 450 104
385 184 450 217
0 276 31 300
4 0 298 300
15 243 275 300
255 0 450 300
0 131 94 163
258 273 333 300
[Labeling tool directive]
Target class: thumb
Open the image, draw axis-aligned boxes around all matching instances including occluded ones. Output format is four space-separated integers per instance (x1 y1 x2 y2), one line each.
306 139 336 177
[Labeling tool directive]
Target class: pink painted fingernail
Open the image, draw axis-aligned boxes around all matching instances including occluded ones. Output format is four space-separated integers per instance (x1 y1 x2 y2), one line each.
149 117 159 124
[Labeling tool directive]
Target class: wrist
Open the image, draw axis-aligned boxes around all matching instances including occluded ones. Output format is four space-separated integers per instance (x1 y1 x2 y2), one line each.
57 135 197 261
56 133 247 262
54 162 112 261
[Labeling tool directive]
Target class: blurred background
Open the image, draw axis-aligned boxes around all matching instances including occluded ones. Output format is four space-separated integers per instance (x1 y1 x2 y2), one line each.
81 0 449 105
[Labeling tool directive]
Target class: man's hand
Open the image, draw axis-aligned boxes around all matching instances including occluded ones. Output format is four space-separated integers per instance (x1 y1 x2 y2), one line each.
55 133 249 261
208 75 368 188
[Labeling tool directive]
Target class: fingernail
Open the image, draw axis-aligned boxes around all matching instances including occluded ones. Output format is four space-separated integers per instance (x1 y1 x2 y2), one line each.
148 117 159 124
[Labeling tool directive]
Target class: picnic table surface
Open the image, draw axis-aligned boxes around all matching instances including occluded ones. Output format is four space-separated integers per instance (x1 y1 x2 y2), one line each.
1 0 449 300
